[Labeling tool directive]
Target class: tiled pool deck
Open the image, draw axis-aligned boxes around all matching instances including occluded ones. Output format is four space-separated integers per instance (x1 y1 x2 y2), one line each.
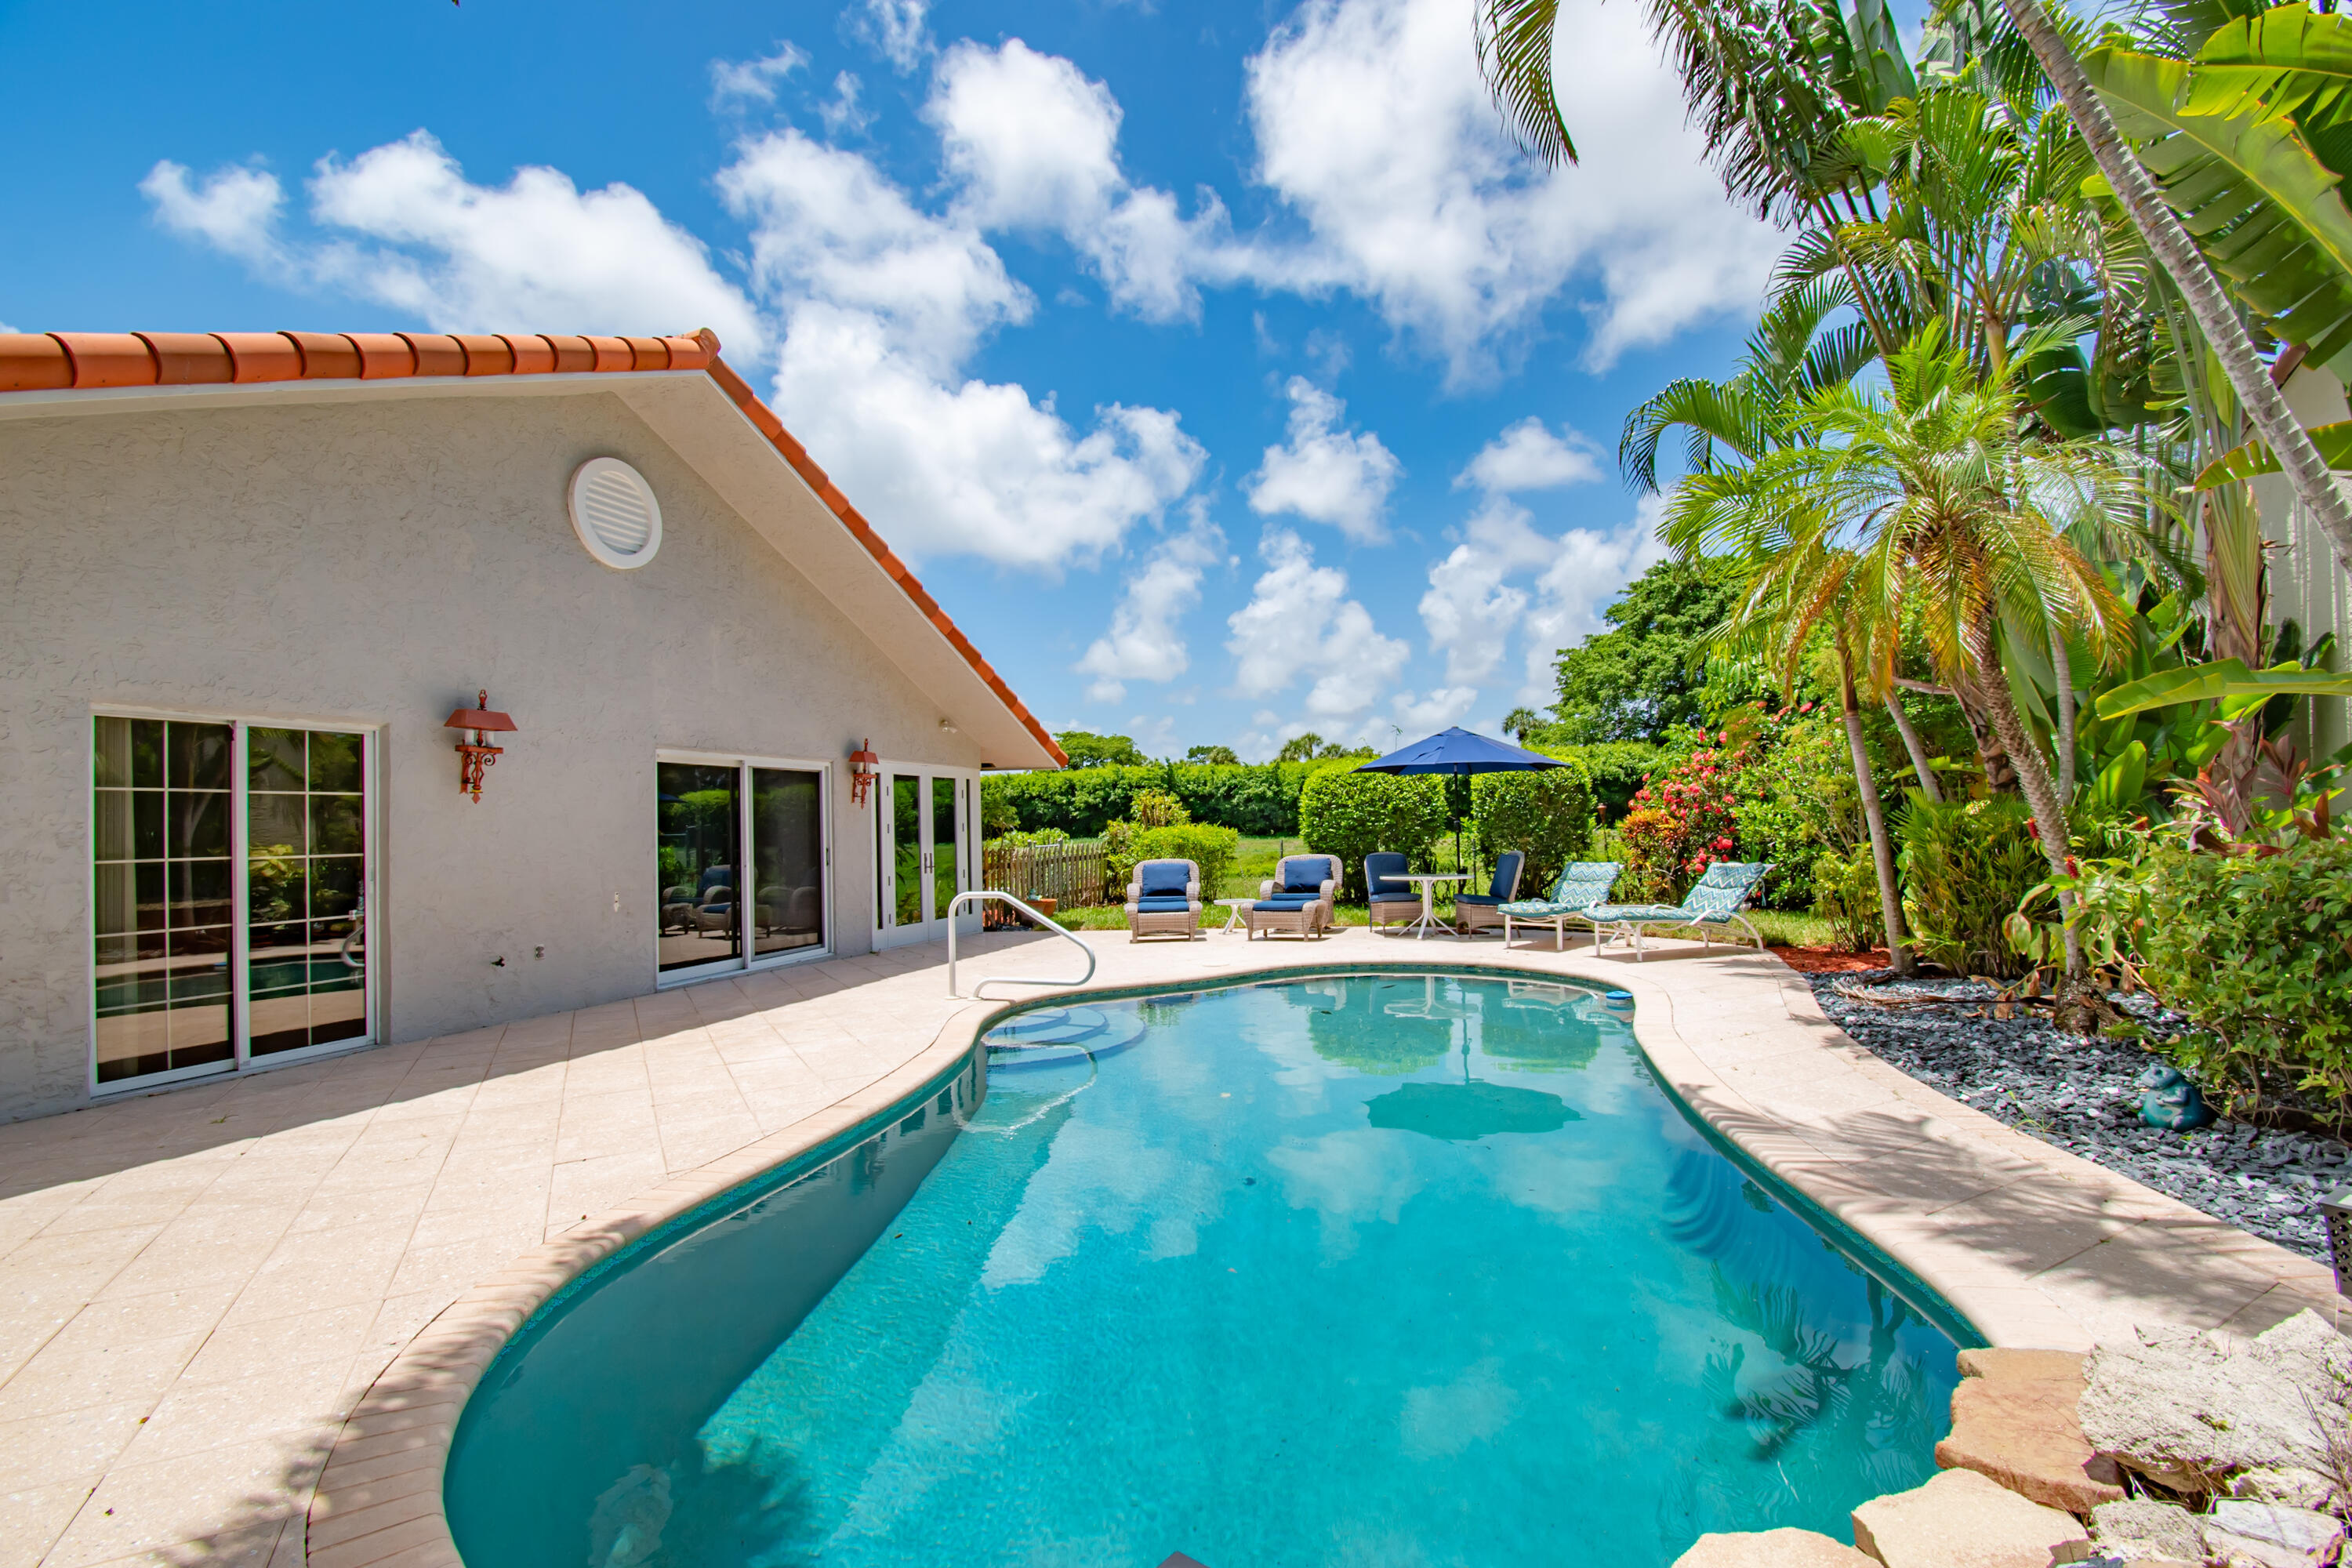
0 928 2336 1566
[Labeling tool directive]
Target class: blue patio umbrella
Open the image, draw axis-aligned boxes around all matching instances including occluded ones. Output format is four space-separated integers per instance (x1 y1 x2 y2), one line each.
1355 727 1565 880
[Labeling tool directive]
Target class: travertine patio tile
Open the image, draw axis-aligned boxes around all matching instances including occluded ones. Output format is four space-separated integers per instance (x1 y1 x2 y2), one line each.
183 1302 379 1383
0 1329 202 1419
114 1355 358 1466
0 1399 152 1486
44 1434 317 1567
0 1474 104 1568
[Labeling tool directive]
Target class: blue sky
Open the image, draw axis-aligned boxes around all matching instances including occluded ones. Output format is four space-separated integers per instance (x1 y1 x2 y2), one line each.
0 0 1788 760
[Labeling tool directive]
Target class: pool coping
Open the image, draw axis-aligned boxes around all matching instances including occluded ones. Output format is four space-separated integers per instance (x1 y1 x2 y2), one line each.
303 937 2342 1568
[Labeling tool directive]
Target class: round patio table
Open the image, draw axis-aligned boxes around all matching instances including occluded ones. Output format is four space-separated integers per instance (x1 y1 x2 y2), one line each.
1213 897 1256 933
1392 873 1465 939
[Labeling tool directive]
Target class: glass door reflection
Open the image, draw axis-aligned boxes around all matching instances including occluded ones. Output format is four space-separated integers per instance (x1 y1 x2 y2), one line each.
92 717 235 1084
657 763 742 974
750 768 825 957
246 727 369 1058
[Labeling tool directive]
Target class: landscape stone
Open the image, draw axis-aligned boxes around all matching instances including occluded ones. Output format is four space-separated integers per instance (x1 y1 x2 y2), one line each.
1937 1353 2126 1512
2088 1500 2204 1563
1850 1466 2092 1568
2077 1310 2352 1508
2201 1499 2347 1568
1671 1527 1878 1567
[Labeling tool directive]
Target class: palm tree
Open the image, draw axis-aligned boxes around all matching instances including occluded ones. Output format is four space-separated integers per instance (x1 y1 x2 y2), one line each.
1618 280 1915 968
1668 324 2147 1013
1473 0 2352 572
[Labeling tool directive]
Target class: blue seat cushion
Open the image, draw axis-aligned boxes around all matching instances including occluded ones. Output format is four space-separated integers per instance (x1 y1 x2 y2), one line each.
1133 896 1194 913
1367 889 1421 904
1454 893 1507 906
1138 862 1192 897
1255 895 1318 911
1281 859 1334 892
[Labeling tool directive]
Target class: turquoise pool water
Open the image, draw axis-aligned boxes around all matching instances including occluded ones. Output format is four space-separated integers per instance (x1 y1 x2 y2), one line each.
447 973 1965 1568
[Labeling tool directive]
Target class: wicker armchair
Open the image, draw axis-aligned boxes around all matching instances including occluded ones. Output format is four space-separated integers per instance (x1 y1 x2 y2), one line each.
1452 851 1525 936
1246 854 1338 939
1364 851 1421 932
1125 858 1203 941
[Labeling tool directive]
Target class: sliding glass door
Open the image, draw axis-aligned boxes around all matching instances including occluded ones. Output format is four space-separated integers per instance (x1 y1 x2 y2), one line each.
92 714 373 1092
655 755 829 982
873 768 978 948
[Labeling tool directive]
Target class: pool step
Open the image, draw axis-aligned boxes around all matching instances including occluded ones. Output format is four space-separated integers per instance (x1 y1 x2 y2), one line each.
982 1004 1147 1070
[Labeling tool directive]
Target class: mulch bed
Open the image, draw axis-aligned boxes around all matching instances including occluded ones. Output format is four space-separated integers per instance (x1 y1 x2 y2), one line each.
1771 943 1896 975
1799 969 2352 1263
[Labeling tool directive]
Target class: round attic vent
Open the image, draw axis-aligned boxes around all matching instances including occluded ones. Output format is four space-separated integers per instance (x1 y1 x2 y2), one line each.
567 458 662 569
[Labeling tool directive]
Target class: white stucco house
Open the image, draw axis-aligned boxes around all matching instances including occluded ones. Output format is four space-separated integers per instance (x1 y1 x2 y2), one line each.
0 327 1064 1122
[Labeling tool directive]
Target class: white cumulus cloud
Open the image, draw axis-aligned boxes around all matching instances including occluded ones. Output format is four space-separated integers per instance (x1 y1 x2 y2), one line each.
1459 417 1603 493
1244 378 1402 544
719 128 1205 568
1076 512 1227 702
927 39 1213 322
140 162 289 269
1226 527 1408 720
1234 0 1780 380
146 133 769 352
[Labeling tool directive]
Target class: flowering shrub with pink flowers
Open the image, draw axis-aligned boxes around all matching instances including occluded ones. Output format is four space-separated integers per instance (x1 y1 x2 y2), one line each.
1617 729 1744 901
1611 705 1896 907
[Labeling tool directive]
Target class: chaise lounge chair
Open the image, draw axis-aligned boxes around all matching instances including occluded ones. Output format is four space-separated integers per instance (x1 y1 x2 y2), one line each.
1247 854 1337 940
1452 851 1526 937
1125 858 1203 942
1500 862 1621 951
1584 860 1773 960
1364 852 1421 933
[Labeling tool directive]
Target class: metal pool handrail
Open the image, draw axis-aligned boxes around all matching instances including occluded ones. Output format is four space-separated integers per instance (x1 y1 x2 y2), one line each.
946 890 1098 1000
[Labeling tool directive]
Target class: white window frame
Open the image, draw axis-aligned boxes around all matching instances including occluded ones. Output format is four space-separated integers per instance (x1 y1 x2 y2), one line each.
653 750 836 989
88 705 382 1098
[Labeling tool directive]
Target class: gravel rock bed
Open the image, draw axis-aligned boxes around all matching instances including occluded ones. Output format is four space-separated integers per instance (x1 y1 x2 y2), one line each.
1807 972 2350 1261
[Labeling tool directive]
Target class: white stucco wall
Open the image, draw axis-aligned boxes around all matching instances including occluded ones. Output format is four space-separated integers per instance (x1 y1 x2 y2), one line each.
2253 368 2352 761
0 388 985 1120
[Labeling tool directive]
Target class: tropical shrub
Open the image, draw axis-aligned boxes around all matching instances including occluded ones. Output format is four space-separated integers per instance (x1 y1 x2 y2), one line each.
1296 768 1449 900
1127 789 1189 828
1471 760 1596 899
989 828 1071 849
2125 838 2352 1109
1809 846 1882 953
1896 796 2043 979
1116 824 1242 901
1560 741 1659 821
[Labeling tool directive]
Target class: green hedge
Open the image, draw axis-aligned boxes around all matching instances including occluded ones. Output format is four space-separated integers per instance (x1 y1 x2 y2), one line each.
1471 760 1595 899
983 762 1316 837
2131 837 2352 1108
1297 770 1450 900
1109 824 1242 901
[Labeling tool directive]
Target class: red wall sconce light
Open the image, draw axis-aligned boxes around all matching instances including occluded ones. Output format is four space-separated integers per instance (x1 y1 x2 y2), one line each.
445 690 517 802
848 739 880 808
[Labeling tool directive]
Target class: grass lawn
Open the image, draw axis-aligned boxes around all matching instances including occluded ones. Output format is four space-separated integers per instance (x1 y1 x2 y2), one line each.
1000 832 1845 948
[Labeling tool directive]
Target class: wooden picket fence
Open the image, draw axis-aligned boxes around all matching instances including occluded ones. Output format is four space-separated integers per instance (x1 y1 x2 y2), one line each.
982 837 1109 915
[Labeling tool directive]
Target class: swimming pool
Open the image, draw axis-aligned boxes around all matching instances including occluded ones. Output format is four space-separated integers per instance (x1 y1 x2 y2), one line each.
445 971 1968 1567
